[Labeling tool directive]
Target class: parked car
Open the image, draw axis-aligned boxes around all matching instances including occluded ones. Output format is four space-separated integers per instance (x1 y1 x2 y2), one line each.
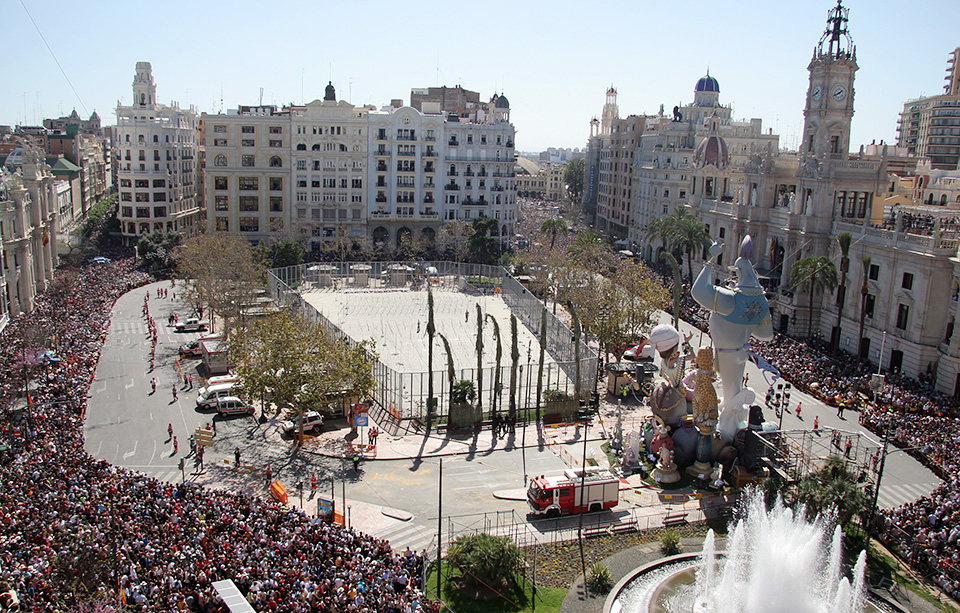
175 317 208 332
196 383 243 409
213 397 255 417
179 340 203 358
281 411 324 436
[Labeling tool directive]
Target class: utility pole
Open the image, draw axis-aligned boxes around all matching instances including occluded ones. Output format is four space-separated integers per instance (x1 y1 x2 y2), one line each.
437 458 443 599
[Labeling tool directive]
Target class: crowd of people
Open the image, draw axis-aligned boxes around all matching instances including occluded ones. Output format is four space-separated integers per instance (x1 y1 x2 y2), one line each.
0 258 435 612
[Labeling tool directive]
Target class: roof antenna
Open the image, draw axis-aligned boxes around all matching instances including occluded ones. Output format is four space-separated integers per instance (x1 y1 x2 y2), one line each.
259 87 264 106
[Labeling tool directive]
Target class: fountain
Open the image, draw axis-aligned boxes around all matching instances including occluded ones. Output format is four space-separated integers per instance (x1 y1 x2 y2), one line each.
607 489 880 613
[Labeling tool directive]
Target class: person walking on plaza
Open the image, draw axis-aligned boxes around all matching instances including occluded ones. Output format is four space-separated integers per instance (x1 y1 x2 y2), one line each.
173 436 178 455
234 446 241 468
844 438 852 459
172 385 178 402
311 474 317 497
837 402 845 419
813 415 819 432
197 444 204 469
151 378 157 395
795 402 802 419
167 422 173 440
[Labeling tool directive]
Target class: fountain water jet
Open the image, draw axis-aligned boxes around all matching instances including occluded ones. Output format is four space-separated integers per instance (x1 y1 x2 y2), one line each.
608 489 876 613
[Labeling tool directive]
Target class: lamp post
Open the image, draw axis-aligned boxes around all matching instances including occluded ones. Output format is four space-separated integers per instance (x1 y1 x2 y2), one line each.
869 428 919 536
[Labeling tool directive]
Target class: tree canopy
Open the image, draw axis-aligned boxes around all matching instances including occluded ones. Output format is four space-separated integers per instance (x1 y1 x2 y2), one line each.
564 157 585 203
790 256 839 339
228 310 377 420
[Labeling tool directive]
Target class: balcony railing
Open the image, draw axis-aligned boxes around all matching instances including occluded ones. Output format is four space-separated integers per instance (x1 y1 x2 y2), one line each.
464 171 474 177
448 139 459 146
477 171 487 177
447 170 458 176
424 165 435 173
444 184 460 190
422 150 437 157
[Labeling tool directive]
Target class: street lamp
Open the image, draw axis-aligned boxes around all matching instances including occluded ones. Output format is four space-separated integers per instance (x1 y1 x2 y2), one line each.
868 429 920 534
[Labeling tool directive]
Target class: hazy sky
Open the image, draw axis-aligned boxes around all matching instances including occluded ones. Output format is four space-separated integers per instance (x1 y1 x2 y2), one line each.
5 0 958 152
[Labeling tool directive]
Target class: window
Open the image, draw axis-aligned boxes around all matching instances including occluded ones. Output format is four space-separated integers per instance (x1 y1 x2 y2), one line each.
269 140 282 148
296 160 307 170
269 177 283 191
239 177 258 191
136 207 150 218
136 193 150 202
323 178 336 188
270 197 283 212
352 178 362 189
214 177 228 190
312 179 321 188
213 125 227 133
296 143 306 151
135 179 149 188
241 139 255 147
120 179 132 188
902 272 914 290
153 206 167 218
864 294 875 319
213 139 227 147
268 126 282 134
153 179 166 188
269 156 282 168
215 196 229 211
121 206 133 217
869 264 879 281
214 155 227 166
216 219 229 231
896 304 910 330
241 126 255 133
239 217 259 232
239 196 259 212
241 155 256 167
153 193 166 202
121 192 132 201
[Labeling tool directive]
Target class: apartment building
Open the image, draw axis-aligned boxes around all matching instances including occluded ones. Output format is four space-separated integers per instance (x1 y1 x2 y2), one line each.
897 47 960 171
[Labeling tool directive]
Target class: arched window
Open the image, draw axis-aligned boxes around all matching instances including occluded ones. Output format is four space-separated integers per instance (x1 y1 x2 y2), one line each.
312 144 321 151
941 194 948 205
269 156 282 168
214 155 227 166
296 143 306 151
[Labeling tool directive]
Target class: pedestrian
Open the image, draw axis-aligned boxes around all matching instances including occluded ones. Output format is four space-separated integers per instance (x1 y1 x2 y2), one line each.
837 403 844 419
168 422 173 440
212 420 217 436
173 436 178 454
151 378 157 394
172 385 178 401
198 444 204 469
183 373 189 388
795 402 802 419
417 321 421 334
844 439 852 459
813 415 819 432
189 435 195 455
234 446 241 468
465 310 469 322
266 463 272 483
353 454 360 473
311 473 317 494
188 374 194 389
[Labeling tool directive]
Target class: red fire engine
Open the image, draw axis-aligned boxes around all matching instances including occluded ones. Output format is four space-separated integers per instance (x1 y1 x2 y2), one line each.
527 468 620 516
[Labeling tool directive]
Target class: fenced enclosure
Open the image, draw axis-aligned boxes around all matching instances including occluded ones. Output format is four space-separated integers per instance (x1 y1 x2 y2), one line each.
267 261 597 421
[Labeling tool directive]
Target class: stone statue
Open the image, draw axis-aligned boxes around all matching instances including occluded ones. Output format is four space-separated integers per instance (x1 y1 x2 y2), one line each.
751 186 757 206
690 236 773 441
709 464 724 489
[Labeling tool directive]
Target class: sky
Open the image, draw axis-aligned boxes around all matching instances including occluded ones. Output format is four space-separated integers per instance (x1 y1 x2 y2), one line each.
4 0 959 153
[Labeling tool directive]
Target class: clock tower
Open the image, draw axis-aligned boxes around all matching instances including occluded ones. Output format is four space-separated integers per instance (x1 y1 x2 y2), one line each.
801 1 857 161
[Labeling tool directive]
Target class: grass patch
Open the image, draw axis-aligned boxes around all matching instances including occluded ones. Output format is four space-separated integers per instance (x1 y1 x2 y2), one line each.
426 562 566 613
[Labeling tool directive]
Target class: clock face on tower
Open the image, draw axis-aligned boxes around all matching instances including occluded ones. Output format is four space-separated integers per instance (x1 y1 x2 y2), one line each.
812 85 822 101
401 116 412 126
832 85 847 101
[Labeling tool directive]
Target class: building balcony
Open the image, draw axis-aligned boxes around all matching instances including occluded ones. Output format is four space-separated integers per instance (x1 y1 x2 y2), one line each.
422 150 437 158
377 162 388 171
444 183 460 190
424 165 435 173
396 183 416 189
420 211 438 217
477 171 487 177
397 151 416 157
376 196 387 203
505 140 513 147
375 149 389 156
448 139 459 146
464 171 474 177
425 136 436 142
490 186 504 192
396 135 416 141
424 196 434 204
447 170 458 177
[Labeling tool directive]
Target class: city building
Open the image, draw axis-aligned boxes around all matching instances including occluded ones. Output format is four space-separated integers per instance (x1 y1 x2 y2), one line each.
204 84 517 254
897 47 960 171
43 109 102 135
115 62 201 244
515 158 566 202
0 139 59 331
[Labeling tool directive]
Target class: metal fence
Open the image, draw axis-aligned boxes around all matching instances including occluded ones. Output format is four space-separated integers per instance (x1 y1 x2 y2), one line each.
266 261 598 421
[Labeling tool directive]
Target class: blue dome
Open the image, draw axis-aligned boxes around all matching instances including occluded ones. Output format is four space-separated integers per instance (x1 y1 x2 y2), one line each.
694 74 720 93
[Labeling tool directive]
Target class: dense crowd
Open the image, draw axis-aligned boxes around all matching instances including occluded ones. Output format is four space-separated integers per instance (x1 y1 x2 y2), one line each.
0 258 435 612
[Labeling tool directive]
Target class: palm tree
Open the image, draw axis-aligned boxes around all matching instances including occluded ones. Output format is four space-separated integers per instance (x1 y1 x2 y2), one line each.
660 251 682 328
790 256 839 340
568 230 610 272
485 314 503 420
670 214 712 283
540 218 568 250
858 255 872 359
833 232 852 356
475 304 483 411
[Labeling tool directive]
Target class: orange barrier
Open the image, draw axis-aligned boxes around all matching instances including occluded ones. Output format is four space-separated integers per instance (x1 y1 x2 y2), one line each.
270 481 288 504
347 443 377 459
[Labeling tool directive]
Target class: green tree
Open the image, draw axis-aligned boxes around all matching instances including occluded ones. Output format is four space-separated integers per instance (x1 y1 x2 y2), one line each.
438 219 474 263
660 251 682 328
670 213 712 282
446 533 524 592
271 240 305 269
137 231 181 276
790 256 839 340
229 311 376 439
858 255 872 359
833 232 852 356
563 157 585 203
794 457 871 528
539 217 569 250
568 230 612 273
468 218 500 264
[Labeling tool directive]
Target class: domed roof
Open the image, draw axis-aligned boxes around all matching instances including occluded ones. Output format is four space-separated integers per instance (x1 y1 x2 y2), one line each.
694 135 729 168
324 81 336 102
495 94 510 109
694 73 720 93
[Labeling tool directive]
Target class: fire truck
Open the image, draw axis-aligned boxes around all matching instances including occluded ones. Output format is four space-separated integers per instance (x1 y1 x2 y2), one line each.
527 468 620 517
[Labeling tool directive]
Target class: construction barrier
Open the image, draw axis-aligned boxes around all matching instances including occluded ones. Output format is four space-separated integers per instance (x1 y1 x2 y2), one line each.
195 427 214 447
270 481 288 504
347 443 377 459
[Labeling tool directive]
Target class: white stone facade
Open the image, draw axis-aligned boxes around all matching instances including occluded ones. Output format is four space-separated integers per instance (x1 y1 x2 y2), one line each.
116 62 201 244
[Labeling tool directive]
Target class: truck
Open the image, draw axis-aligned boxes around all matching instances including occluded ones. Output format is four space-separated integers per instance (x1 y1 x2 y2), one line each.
527 468 620 517
175 317 209 332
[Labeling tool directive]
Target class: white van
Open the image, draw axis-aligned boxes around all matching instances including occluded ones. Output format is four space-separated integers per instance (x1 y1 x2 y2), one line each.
196 382 242 409
206 375 241 387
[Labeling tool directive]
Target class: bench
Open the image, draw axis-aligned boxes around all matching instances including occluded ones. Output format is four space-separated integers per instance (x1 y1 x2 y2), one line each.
583 525 608 538
663 512 688 527
610 520 638 534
